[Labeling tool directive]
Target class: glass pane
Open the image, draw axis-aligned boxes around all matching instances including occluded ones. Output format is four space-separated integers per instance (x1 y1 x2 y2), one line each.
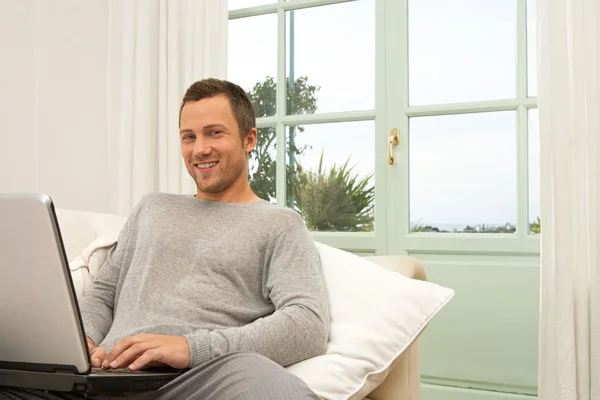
408 0 516 106
528 109 540 234
229 15 277 117
286 121 375 232
527 0 538 97
249 128 277 203
409 111 517 233
286 1 374 115
229 0 275 11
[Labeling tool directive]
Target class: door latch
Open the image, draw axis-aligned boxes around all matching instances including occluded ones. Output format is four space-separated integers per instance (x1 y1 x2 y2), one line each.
388 128 399 165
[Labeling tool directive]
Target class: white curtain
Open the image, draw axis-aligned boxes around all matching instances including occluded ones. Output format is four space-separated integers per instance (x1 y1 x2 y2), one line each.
106 0 227 216
537 0 600 399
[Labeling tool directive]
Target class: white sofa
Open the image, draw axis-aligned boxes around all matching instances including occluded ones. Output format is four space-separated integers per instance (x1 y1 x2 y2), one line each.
55 208 427 400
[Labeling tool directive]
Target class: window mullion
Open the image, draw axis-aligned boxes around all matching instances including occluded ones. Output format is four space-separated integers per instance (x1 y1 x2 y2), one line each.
517 0 528 101
517 105 529 236
276 6 287 206
276 122 286 206
406 99 520 118
516 0 530 236
385 0 409 252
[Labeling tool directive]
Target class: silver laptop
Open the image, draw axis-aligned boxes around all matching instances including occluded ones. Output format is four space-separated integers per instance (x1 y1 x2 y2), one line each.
0 193 183 394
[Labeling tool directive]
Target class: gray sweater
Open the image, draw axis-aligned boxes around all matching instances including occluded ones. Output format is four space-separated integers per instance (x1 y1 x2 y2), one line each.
78 192 329 368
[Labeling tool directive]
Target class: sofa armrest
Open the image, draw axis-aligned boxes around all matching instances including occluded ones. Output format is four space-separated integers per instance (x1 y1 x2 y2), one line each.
361 254 425 400
364 255 427 282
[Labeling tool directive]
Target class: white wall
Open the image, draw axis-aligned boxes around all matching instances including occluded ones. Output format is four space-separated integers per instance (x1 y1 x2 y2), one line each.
0 0 111 213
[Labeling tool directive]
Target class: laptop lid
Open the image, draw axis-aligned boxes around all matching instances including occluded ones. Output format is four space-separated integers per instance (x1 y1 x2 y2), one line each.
0 193 91 375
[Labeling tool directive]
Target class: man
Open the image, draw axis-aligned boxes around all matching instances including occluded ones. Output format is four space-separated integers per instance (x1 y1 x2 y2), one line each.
0 79 329 399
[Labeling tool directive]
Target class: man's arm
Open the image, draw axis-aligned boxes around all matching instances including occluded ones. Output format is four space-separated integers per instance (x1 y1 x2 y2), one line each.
78 213 135 347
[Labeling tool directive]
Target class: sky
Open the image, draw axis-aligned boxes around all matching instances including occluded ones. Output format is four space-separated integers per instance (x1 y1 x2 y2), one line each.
228 0 540 228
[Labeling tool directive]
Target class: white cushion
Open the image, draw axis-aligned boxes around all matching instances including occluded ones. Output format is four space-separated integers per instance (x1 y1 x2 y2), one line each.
55 208 127 262
56 209 127 299
286 243 455 400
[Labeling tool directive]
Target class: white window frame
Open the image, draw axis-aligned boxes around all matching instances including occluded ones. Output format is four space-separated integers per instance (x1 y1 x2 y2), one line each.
229 0 539 255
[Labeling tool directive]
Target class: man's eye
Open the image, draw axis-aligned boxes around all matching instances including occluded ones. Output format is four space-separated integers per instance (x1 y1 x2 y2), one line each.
182 135 195 141
209 130 222 136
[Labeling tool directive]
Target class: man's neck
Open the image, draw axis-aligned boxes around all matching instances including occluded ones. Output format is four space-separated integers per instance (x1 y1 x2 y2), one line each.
195 184 261 204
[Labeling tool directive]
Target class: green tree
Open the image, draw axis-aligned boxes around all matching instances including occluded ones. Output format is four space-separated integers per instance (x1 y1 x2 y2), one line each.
293 153 375 232
246 76 320 202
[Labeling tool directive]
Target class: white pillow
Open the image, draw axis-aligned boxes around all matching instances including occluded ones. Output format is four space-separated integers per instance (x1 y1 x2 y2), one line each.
286 242 455 400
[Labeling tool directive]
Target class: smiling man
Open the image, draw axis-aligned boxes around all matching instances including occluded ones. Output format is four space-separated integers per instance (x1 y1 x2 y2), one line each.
179 89 260 204
0 79 329 400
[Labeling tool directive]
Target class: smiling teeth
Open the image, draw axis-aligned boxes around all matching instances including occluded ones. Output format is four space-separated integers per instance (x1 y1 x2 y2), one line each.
197 162 217 169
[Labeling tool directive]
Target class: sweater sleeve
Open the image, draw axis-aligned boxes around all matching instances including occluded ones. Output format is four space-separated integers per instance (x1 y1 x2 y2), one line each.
78 203 138 346
184 216 330 368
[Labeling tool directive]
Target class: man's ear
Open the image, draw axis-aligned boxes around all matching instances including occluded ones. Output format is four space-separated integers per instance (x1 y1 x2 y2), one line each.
244 128 258 154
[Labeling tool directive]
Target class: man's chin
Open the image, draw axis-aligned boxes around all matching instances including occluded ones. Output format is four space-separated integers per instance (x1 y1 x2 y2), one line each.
195 181 227 195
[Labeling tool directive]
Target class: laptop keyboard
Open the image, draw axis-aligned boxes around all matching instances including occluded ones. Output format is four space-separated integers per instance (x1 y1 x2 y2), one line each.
92 367 150 375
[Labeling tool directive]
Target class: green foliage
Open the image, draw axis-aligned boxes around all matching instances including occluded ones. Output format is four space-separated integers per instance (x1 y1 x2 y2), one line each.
246 76 320 202
293 153 375 232
530 216 541 234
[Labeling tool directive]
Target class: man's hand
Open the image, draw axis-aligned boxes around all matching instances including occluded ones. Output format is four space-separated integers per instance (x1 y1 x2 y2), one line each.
103 334 190 371
86 336 107 368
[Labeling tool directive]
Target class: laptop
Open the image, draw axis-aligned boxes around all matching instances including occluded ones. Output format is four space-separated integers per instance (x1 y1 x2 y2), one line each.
0 193 184 394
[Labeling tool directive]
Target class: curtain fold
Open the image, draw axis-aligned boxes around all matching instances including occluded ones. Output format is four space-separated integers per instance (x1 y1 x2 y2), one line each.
107 0 227 216
537 0 600 398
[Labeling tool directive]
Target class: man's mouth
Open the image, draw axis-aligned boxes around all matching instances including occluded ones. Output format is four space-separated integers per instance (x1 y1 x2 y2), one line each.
194 161 218 172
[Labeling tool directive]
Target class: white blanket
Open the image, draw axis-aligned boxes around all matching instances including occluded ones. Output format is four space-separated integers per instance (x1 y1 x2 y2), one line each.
68 237 116 298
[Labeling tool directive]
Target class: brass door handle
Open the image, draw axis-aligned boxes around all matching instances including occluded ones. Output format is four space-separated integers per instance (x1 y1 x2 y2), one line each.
388 128 399 165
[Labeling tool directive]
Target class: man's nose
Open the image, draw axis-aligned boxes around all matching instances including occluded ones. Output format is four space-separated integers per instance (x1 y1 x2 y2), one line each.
193 137 212 156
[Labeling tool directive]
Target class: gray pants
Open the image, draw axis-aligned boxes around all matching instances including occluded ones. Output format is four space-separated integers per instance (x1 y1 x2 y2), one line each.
0 353 320 400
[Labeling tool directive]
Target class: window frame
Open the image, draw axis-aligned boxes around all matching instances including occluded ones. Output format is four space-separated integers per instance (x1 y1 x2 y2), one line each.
228 0 540 255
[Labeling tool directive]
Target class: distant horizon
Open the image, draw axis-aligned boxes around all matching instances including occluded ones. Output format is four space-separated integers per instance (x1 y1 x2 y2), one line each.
416 221 528 227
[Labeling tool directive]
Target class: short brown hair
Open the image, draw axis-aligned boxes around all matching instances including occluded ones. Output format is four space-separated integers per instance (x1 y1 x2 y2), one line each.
179 78 256 137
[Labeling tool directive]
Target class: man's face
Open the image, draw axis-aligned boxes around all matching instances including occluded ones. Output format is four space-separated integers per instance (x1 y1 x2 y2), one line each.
179 95 256 196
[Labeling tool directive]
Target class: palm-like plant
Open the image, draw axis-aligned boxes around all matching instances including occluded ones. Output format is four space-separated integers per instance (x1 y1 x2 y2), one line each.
293 153 375 232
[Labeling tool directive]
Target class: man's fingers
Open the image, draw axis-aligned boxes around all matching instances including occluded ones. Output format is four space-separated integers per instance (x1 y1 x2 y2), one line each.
90 346 106 368
105 336 137 365
129 349 161 371
101 334 175 370
109 342 152 369
86 337 95 352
